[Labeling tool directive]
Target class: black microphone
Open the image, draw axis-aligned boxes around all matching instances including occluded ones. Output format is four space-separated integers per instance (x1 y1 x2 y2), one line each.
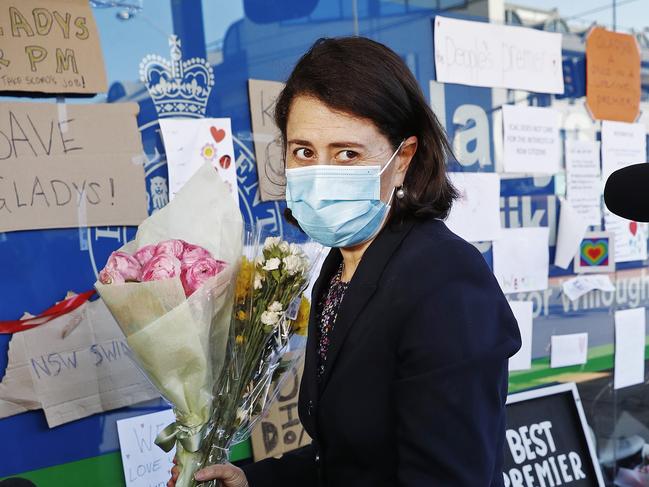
603 163 649 222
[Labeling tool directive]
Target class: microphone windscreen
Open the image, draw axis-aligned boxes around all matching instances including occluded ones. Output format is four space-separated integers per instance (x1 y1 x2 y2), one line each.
604 163 649 222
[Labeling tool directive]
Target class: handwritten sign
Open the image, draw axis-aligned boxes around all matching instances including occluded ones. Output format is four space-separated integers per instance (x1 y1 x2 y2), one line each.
0 299 159 427
0 0 107 94
248 79 286 201
586 27 641 123
117 409 176 487
504 383 605 486
434 16 564 94
0 102 148 233
251 358 311 461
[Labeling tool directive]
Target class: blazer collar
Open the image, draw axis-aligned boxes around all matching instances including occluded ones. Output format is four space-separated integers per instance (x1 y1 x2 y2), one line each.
306 218 417 397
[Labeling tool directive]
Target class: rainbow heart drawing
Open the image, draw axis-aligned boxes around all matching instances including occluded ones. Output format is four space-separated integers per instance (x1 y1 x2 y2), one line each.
580 239 609 267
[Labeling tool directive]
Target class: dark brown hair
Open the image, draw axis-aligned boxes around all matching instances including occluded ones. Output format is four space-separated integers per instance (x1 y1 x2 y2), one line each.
275 36 457 223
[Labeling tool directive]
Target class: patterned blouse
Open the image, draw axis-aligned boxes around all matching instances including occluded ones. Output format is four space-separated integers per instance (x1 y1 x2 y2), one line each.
315 262 349 382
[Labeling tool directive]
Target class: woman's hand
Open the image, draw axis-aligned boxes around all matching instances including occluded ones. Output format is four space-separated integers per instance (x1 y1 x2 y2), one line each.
167 456 249 487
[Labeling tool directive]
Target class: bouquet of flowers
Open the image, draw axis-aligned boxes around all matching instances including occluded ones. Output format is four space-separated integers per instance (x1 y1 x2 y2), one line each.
194 228 322 486
96 162 323 487
95 163 243 487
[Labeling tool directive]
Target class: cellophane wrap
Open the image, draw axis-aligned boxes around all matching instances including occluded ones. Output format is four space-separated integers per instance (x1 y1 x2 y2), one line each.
95 163 243 487
195 224 324 487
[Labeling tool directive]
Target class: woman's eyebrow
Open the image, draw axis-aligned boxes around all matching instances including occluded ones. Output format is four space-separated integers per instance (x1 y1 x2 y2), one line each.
287 139 366 150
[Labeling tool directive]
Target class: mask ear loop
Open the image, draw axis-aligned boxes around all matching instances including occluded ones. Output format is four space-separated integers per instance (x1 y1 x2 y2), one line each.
380 139 406 206
379 139 406 176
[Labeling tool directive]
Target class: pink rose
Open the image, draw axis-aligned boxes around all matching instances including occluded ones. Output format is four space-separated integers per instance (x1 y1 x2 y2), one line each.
181 243 213 268
99 267 124 284
181 257 227 296
134 244 156 266
99 251 141 284
154 239 186 259
141 254 182 281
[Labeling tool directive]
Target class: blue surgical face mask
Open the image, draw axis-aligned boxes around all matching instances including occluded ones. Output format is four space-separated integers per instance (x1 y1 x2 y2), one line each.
285 141 404 248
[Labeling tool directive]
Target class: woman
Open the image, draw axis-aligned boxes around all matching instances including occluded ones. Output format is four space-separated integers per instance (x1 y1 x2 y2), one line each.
170 36 521 487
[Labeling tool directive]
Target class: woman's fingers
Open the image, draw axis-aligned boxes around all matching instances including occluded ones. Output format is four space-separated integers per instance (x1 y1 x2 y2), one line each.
166 465 179 487
194 463 248 487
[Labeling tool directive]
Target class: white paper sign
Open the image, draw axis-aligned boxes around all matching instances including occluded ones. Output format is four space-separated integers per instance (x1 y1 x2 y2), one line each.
551 333 589 368
604 209 648 263
433 16 564 94
562 275 615 301
502 105 561 174
493 227 550 294
601 121 647 181
117 409 176 487
159 118 238 205
614 308 646 390
508 301 534 372
445 172 501 242
554 198 589 269
565 140 602 226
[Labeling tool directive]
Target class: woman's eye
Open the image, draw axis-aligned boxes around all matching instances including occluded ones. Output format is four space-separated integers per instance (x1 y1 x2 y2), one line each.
294 148 314 159
337 150 358 162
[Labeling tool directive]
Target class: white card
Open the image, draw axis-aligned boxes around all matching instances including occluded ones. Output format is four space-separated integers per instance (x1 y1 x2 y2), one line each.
502 105 561 174
554 198 589 269
433 16 564 94
614 307 646 390
117 409 176 487
562 275 615 301
565 140 602 226
159 118 238 205
508 301 534 372
445 172 501 242
601 121 647 181
604 209 648 263
551 333 588 368
493 227 550 293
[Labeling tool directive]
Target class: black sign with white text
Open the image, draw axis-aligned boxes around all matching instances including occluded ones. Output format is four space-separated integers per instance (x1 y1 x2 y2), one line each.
504 384 603 487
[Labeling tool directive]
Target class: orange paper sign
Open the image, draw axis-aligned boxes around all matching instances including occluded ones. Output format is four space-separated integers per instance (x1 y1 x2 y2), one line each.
586 27 641 123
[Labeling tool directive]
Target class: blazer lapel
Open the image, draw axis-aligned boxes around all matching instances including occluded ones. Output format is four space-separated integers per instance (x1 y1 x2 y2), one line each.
318 218 417 396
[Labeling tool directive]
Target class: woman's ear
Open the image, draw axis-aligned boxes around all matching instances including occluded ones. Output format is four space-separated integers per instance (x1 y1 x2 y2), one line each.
395 135 418 179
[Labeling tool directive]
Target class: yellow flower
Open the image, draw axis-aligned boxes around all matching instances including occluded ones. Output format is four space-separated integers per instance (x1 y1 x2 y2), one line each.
235 335 245 345
290 296 310 336
235 258 254 304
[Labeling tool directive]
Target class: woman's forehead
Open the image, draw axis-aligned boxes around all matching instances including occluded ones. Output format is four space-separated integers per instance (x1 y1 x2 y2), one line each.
286 95 384 144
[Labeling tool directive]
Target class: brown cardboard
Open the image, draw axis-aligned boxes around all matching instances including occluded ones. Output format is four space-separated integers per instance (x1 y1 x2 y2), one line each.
586 27 641 123
0 101 148 232
0 298 160 428
0 0 107 94
251 358 312 461
247 79 286 201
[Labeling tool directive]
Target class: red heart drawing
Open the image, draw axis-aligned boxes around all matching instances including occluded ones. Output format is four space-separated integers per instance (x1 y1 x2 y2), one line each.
587 247 603 261
629 221 638 236
210 126 226 143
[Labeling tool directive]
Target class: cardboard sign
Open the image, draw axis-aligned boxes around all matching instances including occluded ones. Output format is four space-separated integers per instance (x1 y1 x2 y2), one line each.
586 27 641 122
0 102 148 232
0 298 160 427
248 79 286 201
251 358 311 461
0 0 107 94
504 383 605 486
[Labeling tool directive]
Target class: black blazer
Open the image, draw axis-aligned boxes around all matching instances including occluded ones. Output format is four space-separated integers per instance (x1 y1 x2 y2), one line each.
243 217 521 486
